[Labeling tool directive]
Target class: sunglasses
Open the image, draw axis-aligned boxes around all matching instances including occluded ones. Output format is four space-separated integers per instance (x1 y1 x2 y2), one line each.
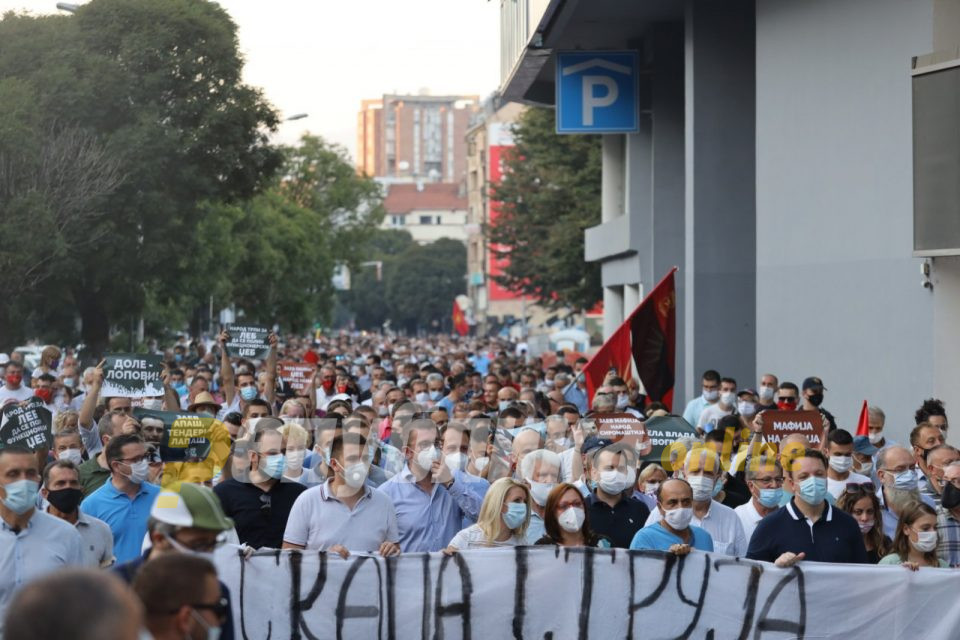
844 482 876 494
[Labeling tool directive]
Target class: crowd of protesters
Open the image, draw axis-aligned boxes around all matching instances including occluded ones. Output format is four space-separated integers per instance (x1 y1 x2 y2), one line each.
0 334 957 639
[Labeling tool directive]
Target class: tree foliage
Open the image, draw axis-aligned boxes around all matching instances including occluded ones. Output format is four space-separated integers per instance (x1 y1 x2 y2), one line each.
0 4 384 353
339 231 466 334
488 107 602 310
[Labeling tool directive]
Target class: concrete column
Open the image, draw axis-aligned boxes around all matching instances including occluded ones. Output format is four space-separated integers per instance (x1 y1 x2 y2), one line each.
933 257 960 447
684 0 757 399
604 285 624 340
601 135 625 222
623 284 640 321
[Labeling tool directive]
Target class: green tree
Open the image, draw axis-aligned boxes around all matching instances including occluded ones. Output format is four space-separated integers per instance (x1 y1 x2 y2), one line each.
488 107 602 310
208 136 384 332
339 229 417 330
384 238 466 334
0 0 281 354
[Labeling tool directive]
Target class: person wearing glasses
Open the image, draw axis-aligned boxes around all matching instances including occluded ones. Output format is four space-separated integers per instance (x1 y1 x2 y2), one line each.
936 460 960 567
116 483 237 638
735 455 783 541
837 483 890 563
80 434 162 563
134 553 231 640
536 482 611 548
825 429 872 499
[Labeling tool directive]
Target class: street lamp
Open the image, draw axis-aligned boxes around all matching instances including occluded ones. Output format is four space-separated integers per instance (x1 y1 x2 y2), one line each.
56 2 80 12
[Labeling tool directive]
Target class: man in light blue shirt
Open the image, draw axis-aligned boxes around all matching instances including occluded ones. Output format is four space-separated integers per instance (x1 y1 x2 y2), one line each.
378 419 482 552
682 369 721 428
558 373 588 415
0 447 85 634
630 479 714 553
80 433 161 563
436 373 468 415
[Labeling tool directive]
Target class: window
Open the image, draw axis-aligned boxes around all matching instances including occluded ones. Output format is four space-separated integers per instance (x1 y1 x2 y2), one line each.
419 215 433 225
392 215 404 226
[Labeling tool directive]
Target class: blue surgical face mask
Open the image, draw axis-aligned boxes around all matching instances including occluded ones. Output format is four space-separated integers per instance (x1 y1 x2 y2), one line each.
797 476 828 505
758 487 783 508
429 390 442 401
260 453 286 479
240 386 258 402
503 502 528 530
2 479 39 515
499 400 511 411
891 469 918 491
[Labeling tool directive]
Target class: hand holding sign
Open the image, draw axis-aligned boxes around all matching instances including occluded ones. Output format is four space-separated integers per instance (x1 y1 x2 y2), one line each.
225 324 271 359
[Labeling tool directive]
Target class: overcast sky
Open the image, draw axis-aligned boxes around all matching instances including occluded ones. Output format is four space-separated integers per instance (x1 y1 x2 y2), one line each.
0 0 502 160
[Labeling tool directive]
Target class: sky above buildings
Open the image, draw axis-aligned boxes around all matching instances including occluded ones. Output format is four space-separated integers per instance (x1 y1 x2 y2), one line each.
1 0 501 159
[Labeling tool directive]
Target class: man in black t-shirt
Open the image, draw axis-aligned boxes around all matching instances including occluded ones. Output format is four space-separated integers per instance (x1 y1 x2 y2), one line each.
214 423 306 549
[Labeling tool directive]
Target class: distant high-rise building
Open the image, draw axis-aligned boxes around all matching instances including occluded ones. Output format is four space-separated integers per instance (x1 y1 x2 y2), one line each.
356 93 479 182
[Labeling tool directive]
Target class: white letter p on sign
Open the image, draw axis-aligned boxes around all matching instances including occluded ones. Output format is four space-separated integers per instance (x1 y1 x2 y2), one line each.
582 75 618 126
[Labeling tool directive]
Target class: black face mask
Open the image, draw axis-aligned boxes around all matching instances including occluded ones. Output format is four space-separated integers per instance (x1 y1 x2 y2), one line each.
807 393 824 407
942 482 960 510
46 488 83 513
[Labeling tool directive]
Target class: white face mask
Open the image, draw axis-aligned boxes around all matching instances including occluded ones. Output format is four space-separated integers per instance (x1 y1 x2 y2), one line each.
687 475 717 502
644 482 660 496
473 456 490 473
911 529 938 553
598 470 628 495
663 506 694 530
703 389 719 402
737 401 757 417
551 436 573 450
616 394 629 409
285 450 306 474
341 462 369 490
415 446 441 472
444 452 467 473
857 461 874 475
828 455 852 474
720 391 736 406
558 506 585 532
415 392 430 404
529 481 555 507
858 518 875 534
759 385 775 402
868 431 883 445
625 466 637 490
58 448 83 466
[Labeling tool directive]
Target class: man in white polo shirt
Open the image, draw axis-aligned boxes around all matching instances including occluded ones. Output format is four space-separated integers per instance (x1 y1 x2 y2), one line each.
283 432 400 558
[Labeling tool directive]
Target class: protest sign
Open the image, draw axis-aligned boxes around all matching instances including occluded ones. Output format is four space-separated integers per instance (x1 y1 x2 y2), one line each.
214 547 960 640
762 410 824 446
133 408 231 464
0 398 52 450
642 415 697 470
225 324 271 359
279 361 317 393
594 412 652 457
101 354 165 398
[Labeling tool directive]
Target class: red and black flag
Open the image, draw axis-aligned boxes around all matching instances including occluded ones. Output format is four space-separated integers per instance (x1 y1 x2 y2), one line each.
583 267 677 410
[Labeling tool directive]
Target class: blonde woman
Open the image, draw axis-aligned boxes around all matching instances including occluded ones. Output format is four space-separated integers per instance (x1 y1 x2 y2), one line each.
53 409 80 434
278 422 311 484
444 478 531 553
32 345 62 380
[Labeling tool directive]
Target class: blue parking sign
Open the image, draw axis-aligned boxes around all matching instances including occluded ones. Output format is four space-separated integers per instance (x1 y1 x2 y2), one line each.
556 51 640 134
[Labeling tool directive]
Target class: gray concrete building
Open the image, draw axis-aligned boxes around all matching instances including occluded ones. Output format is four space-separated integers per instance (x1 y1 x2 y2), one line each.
499 0 960 445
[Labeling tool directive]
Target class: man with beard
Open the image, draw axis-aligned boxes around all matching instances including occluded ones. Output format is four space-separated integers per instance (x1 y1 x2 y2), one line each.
876 445 935 539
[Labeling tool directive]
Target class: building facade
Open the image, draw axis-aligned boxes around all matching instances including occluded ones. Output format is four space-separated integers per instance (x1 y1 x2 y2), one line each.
499 0 960 446
465 97 530 333
381 182 468 245
356 94 480 182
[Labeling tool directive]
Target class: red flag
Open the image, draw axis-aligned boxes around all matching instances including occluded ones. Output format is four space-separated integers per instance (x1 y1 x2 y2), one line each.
856 400 869 436
584 268 677 410
452 301 468 336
